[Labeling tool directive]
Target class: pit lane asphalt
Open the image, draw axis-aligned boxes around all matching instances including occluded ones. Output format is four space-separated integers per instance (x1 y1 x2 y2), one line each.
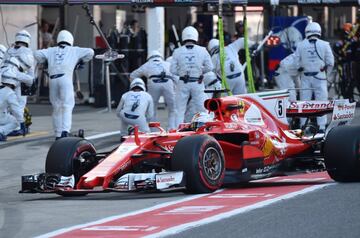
1 103 360 238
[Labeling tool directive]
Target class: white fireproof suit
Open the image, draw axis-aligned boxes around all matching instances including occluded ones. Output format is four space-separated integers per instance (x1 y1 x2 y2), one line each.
5 46 34 118
211 38 250 95
130 56 177 130
0 87 23 136
34 45 94 137
290 38 334 129
0 68 30 136
116 91 154 136
276 54 300 102
170 43 213 125
185 71 221 122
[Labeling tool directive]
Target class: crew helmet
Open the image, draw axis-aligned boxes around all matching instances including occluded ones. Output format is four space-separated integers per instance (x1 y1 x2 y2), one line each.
190 112 213 130
305 22 322 39
17 53 34 71
57 30 74 46
1 66 19 88
15 30 31 46
207 39 219 55
130 78 146 91
147 50 162 61
182 26 199 43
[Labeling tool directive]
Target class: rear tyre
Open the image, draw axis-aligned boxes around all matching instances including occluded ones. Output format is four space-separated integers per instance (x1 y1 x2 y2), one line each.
324 125 360 182
171 135 225 194
45 137 97 184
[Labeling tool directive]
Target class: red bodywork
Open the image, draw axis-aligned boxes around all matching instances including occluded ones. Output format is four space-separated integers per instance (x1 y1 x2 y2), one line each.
77 93 315 190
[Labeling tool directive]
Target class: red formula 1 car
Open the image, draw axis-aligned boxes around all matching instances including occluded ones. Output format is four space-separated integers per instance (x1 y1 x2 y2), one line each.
20 90 359 195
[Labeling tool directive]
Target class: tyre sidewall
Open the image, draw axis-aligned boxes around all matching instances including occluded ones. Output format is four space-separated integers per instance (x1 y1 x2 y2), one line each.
45 138 96 179
196 139 225 191
172 135 225 193
325 126 360 181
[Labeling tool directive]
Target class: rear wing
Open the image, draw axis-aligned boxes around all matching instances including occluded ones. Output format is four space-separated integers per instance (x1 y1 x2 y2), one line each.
326 100 356 134
286 99 356 133
286 101 335 117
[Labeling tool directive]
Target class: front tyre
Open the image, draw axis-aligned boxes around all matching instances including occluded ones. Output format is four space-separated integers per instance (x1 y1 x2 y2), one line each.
171 135 225 194
324 125 360 182
45 137 97 184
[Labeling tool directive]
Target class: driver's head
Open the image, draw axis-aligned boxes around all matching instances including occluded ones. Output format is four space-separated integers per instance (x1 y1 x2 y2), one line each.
190 112 213 130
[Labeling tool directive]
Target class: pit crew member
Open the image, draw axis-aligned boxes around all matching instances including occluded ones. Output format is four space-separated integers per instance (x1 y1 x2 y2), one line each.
170 26 213 126
130 50 176 130
34 30 94 140
207 37 252 95
116 78 154 136
287 22 334 134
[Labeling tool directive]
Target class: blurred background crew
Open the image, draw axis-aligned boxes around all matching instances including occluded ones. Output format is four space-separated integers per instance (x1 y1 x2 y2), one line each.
234 20 245 39
116 78 154 136
333 23 357 101
170 26 213 126
127 20 147 72
130 50 177 130
40 21 53 49
193 21 209 47
34 30 94 140
0 58 32 141
290 22 334 134
208 37 249 95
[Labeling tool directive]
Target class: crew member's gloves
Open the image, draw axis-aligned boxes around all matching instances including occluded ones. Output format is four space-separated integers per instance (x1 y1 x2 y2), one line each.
298 67 304 72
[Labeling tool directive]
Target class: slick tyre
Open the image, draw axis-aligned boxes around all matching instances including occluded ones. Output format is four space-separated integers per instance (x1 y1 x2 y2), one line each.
171 135 225 194
324 125 360 182
45 137 96 183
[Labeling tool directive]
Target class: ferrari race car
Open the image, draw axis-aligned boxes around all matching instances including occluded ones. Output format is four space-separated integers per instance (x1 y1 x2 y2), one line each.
20 90 359 195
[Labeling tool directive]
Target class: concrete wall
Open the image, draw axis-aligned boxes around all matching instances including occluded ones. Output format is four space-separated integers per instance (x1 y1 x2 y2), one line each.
0 5 38 51
65 5 95 86
99 5 116 37
146 7 165 57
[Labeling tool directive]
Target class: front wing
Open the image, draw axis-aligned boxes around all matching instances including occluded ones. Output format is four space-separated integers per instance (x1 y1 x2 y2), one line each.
20 171 185 194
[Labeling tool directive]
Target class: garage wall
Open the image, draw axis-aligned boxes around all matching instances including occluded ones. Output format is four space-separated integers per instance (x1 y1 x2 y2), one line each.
0 5 38 50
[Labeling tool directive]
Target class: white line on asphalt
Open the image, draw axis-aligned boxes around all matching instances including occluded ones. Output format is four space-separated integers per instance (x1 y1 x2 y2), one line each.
35 183 332 238
34 193 214 238
85 131 120 140
143 184 333 238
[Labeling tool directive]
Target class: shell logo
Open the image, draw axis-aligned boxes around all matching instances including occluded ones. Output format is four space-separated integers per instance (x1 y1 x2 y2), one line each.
261 137 274 157
238 100 245 114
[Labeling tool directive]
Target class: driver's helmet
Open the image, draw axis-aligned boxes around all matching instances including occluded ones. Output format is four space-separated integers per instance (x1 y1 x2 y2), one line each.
190 112 213 130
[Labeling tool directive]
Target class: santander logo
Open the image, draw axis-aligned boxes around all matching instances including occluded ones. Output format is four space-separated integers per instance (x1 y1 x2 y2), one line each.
157 176 175 183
